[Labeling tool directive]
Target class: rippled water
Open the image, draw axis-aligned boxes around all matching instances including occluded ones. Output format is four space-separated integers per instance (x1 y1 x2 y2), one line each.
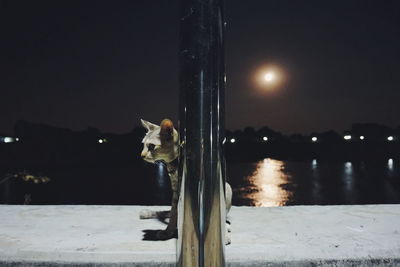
227 158 400 207
1 158 399 205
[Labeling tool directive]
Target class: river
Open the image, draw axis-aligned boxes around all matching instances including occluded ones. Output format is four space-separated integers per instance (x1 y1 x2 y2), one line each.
1 158 399 206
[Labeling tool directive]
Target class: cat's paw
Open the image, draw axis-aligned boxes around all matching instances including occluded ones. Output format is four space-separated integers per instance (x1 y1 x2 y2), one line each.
140 209 157 219
225 221 232 245
226 222 231 233
156 229 177 240
225 221 231 233
225 231 231 245
142 229 177 241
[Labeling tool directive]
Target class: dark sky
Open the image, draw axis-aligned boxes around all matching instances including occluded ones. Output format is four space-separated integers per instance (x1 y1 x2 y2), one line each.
1 0 399 135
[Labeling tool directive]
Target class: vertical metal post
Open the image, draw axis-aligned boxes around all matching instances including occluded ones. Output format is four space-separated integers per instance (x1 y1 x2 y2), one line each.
177 0 226 266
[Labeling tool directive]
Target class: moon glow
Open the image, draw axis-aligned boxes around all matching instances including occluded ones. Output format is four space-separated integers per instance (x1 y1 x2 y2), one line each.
264 72 275 82
253 65 285 92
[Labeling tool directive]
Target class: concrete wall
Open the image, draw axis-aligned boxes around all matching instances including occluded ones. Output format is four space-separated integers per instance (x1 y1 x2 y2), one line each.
1 205 399 266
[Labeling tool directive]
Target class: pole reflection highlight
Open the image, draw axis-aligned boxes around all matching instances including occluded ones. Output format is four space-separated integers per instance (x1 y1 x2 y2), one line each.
156 162 167 188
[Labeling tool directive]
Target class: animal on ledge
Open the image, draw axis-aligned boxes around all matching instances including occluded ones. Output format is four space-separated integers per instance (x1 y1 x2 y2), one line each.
139 118 232 244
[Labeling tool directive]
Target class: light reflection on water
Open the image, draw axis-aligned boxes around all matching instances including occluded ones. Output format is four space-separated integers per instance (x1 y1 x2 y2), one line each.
388 159 394 172
311 159 318 170
230 157 400 207
342 161 355 203
343 162 354 190
311 159 321 203
245 158 292 207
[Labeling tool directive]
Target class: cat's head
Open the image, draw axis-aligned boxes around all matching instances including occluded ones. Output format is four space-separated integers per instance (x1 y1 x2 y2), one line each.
140 118 179 164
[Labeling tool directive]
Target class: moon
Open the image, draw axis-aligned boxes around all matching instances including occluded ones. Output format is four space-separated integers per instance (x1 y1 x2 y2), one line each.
253 64 285 92
264 72 275 82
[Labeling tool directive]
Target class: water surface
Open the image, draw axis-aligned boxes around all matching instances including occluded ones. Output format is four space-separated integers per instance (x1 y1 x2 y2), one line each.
1 158 399 206
228 158 400 206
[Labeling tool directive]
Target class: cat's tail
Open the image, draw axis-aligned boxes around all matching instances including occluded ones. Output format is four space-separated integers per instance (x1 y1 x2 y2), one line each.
139 209 170 220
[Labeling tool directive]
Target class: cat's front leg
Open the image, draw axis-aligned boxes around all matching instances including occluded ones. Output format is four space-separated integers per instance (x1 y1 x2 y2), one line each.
155 191 178 240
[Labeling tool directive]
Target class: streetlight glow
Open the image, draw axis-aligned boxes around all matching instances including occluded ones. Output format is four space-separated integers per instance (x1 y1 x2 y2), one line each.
344 135 352 140
263 136 268 141
387 136 394 141
311 137 318 142
360 136 365 140
230 138 236 143
3 137 14 143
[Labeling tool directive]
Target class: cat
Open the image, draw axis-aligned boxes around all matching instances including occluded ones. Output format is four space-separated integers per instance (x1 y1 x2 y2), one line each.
140 118 232 243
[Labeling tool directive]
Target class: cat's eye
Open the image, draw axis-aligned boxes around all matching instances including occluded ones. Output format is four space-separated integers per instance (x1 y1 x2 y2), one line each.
147 144 155 151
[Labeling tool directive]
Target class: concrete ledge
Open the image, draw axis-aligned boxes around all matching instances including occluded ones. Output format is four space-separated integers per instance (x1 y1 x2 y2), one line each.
0 205 399 266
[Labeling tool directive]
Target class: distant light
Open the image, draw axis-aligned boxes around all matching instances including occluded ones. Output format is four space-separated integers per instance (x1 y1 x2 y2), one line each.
359 136 365 140
311 137 318 142
16 137 20 141
98 139 104 144
263 136 268 141
344 135 352 140
230 138 236 143
387 136 394 141
3 137 14 143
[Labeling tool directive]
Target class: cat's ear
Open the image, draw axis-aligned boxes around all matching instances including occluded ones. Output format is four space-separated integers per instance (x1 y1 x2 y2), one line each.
141 119 158 131
160 119 174 141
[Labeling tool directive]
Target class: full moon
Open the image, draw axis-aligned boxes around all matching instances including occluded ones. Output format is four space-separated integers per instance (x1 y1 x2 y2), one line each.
254 64 285 91
264 72 275 82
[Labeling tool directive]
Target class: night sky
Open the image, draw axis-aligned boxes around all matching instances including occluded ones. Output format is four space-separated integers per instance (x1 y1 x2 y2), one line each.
1 0 399 135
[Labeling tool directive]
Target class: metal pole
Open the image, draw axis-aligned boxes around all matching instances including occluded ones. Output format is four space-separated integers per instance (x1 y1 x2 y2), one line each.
177 0 226 266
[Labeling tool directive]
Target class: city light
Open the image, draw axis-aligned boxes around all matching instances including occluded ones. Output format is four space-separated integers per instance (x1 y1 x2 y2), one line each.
311 137 318 142
387 136 394 141
263 136 268 141
98 139 103 144
1 137 20 143
3 137 14 143
359 136 365 140
344 135 352 140
230 138 236 143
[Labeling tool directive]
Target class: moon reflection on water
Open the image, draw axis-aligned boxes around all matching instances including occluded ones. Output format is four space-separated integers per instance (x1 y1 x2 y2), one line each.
245 158 292 207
